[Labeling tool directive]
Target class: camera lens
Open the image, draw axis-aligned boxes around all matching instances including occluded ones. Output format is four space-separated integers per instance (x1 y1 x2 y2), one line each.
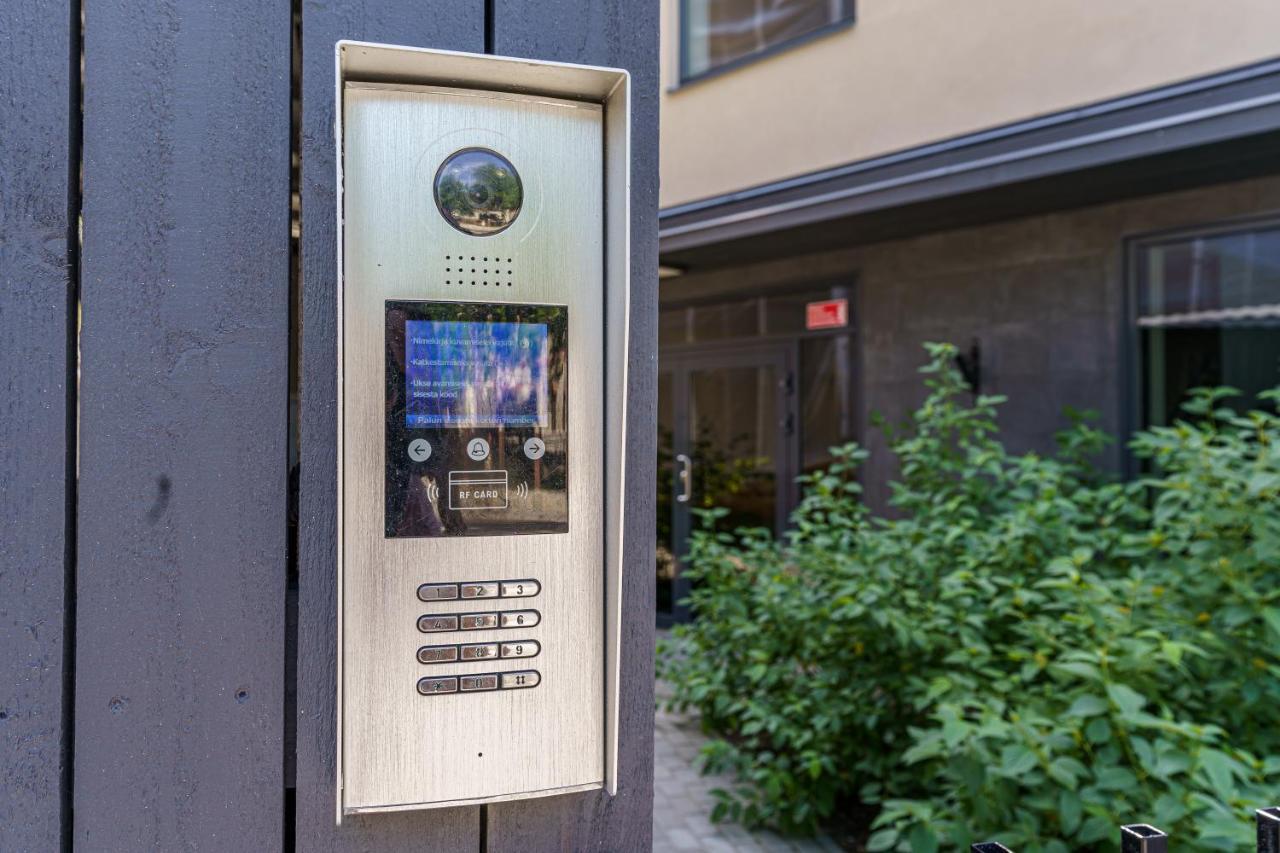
433 148 522 236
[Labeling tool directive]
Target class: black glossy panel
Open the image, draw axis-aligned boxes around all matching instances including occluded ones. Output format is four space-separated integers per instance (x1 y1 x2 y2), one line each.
385 301 568 537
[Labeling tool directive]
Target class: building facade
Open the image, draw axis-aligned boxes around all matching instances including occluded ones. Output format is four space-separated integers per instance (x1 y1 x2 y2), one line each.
655 0 1280 623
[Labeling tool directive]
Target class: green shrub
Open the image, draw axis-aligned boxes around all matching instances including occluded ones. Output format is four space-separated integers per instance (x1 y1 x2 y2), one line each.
657 343 1280 851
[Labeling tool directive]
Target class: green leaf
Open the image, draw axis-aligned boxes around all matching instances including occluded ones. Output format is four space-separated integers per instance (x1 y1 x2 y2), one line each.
1085 718 1111 744
1065 695 1109 718
1106 683 1146 718
908 824 939 853
866 828 899 851
1058 789 1083 834
999 744 1039 776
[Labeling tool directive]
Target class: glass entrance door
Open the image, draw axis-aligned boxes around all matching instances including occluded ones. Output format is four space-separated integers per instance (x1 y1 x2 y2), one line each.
657 343 797 625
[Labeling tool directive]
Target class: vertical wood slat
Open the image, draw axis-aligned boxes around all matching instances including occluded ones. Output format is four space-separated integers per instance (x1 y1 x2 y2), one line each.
74 0 291 848
293 4 484 850
487 3 660 850
0 3 73 851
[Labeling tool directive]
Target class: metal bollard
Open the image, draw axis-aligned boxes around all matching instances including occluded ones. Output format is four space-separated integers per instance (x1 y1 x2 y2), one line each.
1259 807 1280 853
971 843 1014 853
1121 824 1168 853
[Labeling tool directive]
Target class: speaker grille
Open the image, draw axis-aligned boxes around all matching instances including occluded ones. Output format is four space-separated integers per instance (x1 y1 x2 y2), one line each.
443 254 514 288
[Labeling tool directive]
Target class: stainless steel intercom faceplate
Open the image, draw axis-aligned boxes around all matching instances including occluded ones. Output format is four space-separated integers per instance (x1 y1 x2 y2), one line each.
335 43 630 818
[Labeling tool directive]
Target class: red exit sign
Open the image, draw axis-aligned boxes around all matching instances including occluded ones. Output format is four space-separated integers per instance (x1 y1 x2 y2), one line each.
805 298 848 330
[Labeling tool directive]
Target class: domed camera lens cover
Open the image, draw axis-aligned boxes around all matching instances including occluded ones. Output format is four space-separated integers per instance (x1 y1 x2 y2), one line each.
433 148 522 236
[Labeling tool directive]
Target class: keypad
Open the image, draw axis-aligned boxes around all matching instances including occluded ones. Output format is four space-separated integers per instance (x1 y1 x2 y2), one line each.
414 578 542 694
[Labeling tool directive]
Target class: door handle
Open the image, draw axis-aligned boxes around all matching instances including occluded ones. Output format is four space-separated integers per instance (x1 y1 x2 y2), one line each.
675 453 692 504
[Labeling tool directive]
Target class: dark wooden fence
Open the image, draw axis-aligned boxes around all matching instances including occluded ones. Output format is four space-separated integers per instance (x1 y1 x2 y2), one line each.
972 806 1280 852
0 1 657 850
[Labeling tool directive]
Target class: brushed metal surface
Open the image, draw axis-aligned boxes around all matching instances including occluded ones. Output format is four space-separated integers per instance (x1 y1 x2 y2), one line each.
342 82 604 811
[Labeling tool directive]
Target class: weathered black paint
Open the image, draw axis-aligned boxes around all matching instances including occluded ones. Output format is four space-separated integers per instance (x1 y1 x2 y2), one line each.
293 3 484 850
489 2 659 848
74 0 291 847
0 2 74 849
3 0 656 848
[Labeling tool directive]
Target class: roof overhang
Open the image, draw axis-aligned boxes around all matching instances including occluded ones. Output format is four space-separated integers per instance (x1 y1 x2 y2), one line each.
659 58 1280 271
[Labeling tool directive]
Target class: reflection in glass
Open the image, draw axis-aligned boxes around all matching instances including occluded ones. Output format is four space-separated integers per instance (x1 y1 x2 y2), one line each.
433 148 523 236
1137 225 1280 427
684 0 846 78
688 365 777 534
800 335 854 475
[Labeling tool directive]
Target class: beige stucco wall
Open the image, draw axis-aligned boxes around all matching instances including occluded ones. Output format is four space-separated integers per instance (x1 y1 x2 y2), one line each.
659 0 1280 209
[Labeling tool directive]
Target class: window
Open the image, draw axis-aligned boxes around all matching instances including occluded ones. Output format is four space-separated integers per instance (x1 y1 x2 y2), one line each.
680 0 853 82
1132 220 1280 429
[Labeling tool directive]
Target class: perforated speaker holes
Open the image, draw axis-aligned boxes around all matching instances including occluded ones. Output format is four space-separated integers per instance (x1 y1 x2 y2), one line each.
443 255 514 287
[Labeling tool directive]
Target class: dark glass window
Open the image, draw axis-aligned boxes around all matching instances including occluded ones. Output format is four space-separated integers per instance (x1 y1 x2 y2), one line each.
800 334 855 475
1134 222 1280 428
681 0 853 81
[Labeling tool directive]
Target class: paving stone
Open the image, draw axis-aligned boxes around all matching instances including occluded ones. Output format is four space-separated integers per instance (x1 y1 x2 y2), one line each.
654 677 837 853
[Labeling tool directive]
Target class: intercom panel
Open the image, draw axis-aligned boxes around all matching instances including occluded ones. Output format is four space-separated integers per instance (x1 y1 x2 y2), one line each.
337 44 630 817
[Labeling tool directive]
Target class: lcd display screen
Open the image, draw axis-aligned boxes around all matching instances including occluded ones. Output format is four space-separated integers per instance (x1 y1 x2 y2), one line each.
405 320 549 428
385 301 568 538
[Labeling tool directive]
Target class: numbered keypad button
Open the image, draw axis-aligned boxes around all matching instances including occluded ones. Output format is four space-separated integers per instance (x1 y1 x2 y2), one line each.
460 643 498 661
501 670 540 690
417 645 459 664
500 640 539 659
459 613 499 630
499 579 540 598
417 583 459 602
499 610 539 629
418 615 459 633
460 674 499 692
461 582 499 599
417 676 458 695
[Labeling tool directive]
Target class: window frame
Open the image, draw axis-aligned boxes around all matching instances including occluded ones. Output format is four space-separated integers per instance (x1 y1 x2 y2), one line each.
675 0 856 89
1122 211 1280 476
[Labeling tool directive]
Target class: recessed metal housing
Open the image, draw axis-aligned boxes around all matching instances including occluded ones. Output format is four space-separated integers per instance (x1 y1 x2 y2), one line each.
335 41 630 820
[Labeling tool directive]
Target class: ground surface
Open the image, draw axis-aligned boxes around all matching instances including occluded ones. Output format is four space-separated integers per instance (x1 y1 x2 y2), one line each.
653 682 842 853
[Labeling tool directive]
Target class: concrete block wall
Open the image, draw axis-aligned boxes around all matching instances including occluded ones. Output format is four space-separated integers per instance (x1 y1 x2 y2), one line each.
662 174 1280 511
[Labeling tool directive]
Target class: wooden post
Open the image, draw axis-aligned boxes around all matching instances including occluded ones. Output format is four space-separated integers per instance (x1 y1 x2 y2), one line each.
0 3 74 850
486 4 659 847
74 0 291 847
